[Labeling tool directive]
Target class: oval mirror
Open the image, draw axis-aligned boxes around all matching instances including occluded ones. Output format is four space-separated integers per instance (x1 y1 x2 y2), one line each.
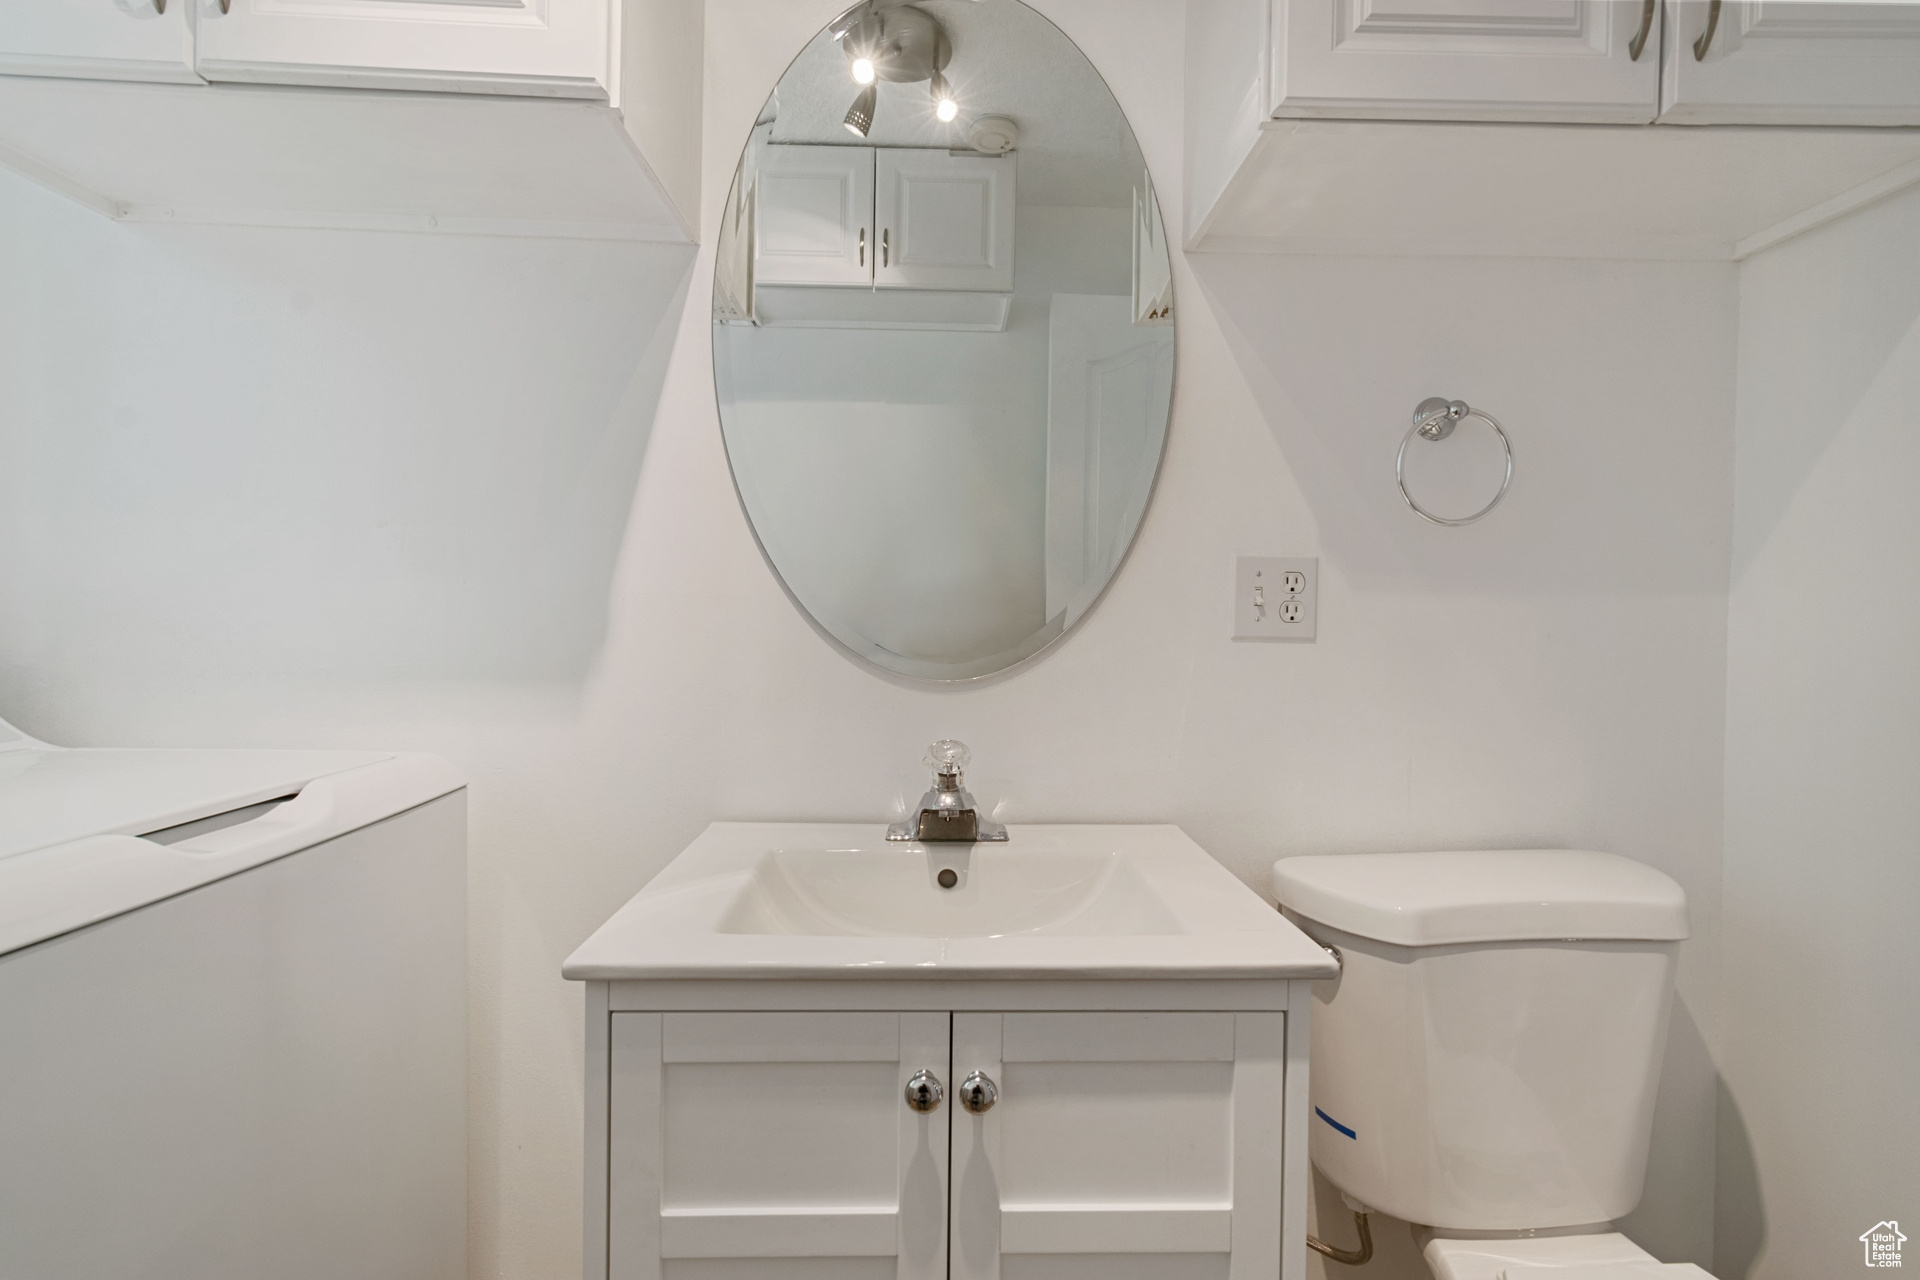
713 0 1174 681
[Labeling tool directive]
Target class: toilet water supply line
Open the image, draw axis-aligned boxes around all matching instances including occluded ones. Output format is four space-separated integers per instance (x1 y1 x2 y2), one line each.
1303 942 1376 1267
1308 1199 1374 1267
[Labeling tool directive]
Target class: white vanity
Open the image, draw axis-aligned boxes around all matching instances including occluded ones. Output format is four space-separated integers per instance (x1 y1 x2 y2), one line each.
564 823 1337 1280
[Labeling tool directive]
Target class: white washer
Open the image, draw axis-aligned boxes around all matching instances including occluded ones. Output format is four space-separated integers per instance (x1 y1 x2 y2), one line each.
0 714 467 1280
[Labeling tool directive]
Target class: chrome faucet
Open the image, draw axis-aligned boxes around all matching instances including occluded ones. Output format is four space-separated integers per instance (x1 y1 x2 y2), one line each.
886 740 1008 842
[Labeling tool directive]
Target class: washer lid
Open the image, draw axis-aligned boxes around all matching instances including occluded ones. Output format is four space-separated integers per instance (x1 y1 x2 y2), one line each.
0 746 391 863
1271 850 1688 946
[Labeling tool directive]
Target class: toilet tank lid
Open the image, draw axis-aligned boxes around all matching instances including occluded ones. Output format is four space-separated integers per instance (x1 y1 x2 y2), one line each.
1271 850 1688 946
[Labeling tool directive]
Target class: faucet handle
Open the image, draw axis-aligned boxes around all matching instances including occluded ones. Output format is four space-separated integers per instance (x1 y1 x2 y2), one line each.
925 739 971 781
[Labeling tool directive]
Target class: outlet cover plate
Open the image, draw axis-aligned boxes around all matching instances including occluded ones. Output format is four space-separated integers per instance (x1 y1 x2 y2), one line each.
1233 556 1316 641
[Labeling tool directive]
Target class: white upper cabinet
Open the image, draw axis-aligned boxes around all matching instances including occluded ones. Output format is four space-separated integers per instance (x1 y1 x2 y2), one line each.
1661 0 1920 125
1270 0 1661 123
0 0 199 84
873 149 1015 292
0 0 699 241
1185 0 1920 258
753 144 876 287
192 0 612 98
1242 0 1920 128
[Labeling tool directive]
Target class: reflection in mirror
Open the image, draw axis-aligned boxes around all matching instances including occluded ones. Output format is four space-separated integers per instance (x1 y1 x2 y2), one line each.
713 0 1174 680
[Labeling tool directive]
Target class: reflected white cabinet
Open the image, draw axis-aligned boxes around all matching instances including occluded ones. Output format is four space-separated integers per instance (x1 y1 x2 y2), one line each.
754 145 1015 292
0 0 198 84
874 149 1015 292
194 0 614 98
594 999 1300 1280
1660 0 1920 125
753 144 877 287
1268 0 1661 124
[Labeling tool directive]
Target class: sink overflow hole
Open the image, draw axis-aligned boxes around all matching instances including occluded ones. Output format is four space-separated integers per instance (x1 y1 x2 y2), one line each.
937 868 959 889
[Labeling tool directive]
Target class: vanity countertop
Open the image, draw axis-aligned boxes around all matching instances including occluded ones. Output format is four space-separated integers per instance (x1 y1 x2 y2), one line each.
563 822 1338 982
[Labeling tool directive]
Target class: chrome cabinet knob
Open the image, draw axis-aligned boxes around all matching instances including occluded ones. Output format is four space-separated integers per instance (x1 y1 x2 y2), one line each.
959 1071 998 1114
905 1070 944 1113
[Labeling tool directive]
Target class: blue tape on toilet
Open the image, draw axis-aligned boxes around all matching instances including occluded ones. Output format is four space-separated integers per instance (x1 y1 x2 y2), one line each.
1315 1107 1357 1139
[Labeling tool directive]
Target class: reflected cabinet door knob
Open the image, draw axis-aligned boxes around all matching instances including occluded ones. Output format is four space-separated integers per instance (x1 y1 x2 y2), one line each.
905 1070 944 1113
960 1071 998 1114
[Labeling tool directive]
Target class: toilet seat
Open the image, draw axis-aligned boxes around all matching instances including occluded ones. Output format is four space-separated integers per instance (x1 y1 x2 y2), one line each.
1423 1231 1711 1280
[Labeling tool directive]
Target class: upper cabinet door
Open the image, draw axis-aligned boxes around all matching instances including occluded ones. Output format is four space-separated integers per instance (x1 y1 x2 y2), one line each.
874 149 1015 293
1661 1 1920 125
608 1011 950 1280
192 0 612 98
949 1011 1287 1280
754 144 876 287
0 0 198 84
1271 0 1661 123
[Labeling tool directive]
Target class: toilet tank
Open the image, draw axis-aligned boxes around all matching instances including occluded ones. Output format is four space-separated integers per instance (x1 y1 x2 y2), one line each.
1271 850 1687 1232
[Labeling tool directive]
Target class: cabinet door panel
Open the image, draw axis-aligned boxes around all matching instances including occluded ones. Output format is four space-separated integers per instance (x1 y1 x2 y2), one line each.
874 149 1014 292
1273 0 1659 123
0 0 198 83
951 1012 1285 1280
610 1011 949 1280
1660 0 1920 124
661 1262 895 1280
193 0 611 98
754 145 875 287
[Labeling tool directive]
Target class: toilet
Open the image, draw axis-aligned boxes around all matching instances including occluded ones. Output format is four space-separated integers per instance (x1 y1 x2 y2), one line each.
1271 850 1711 1280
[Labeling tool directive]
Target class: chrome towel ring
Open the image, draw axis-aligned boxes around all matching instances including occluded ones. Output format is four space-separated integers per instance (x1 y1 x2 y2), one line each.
1396 397 1513 527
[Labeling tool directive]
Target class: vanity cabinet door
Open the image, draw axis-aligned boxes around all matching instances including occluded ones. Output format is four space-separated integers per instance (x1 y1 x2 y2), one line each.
608 1011 950 1280
1659 1 1920 125
754 144 877 288
1270 0 1659 124
0 0 199 84
191 0 613 98
950 1012 1286 1280
873 149 1014 293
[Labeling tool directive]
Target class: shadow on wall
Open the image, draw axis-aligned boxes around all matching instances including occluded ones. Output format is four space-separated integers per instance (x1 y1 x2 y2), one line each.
1727 186 1920 585
0 166 697 685
1184 252 1735 598
1618 996 1718 1268
1714 1078 1766 1279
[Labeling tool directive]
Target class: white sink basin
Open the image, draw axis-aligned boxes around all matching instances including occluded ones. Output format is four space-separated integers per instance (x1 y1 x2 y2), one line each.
563 824 1338 981
717 847 1182 938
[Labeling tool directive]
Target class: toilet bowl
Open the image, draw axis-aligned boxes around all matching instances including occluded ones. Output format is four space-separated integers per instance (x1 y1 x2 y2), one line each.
1272 850 1698 1280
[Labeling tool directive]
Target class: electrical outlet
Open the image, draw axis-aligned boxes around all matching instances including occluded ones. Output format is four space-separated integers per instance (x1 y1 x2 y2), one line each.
1233 556 1317 641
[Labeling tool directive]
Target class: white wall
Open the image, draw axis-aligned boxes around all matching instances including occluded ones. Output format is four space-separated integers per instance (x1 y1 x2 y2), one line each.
1716 183 1920 1280
0 3 1738 1277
